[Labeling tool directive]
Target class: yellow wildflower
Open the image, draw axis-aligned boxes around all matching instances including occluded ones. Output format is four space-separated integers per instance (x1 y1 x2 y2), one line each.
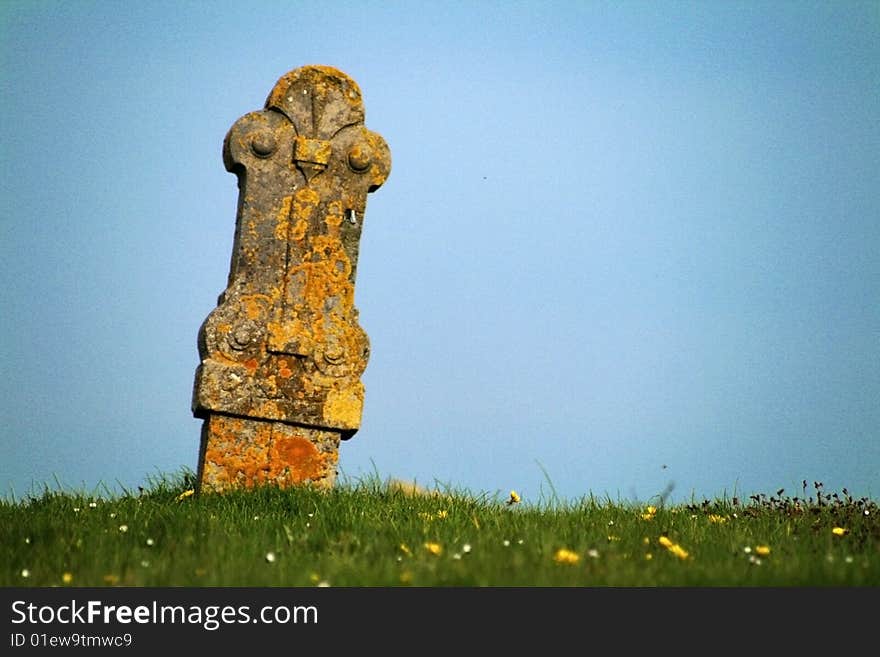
61 572 73 584
708 514 728 524
399 543 412 556
832 527 848 536
755 545 771 556
436 509 448 519
553 548 580 565
176 489 195 502
424 542 443 556
658 536 689 559
507 490 521 505
668 544 689 559
641 505 657 520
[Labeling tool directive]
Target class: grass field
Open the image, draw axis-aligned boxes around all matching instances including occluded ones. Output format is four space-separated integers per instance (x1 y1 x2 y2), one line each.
2 472 877 587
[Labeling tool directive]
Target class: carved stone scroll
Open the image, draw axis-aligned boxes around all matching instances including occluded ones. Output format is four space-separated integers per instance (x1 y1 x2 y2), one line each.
192 65 390 492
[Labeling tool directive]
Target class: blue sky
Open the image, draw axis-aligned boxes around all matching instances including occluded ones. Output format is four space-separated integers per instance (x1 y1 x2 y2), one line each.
1 1 878 504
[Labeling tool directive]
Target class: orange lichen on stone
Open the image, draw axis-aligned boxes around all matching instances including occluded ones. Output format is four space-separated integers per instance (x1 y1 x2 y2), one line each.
274 196 293 241
267 312 312 356
256 400 281 418
295 238 354 310
200 415 271 489
324 200 343 235
291 217 309 242
294 136 332 166
323 384 364 429
268 434 328 483
293 188 319 221
242 294 270 320
265 65 364 110
199 414 340 492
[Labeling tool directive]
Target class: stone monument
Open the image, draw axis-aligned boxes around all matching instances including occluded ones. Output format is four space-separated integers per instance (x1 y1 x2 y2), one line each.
192 65 390 492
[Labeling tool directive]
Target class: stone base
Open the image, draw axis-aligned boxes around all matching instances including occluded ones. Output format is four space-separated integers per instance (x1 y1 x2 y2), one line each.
196 413 341 493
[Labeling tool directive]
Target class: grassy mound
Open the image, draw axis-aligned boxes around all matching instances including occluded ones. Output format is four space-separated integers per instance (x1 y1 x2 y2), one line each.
3 473 877 586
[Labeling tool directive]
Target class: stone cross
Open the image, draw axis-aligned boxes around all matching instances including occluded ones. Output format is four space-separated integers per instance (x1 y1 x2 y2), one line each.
192 65 390 492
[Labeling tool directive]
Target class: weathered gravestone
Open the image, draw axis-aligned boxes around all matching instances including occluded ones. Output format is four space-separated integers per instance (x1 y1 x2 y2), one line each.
192 65 390 492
